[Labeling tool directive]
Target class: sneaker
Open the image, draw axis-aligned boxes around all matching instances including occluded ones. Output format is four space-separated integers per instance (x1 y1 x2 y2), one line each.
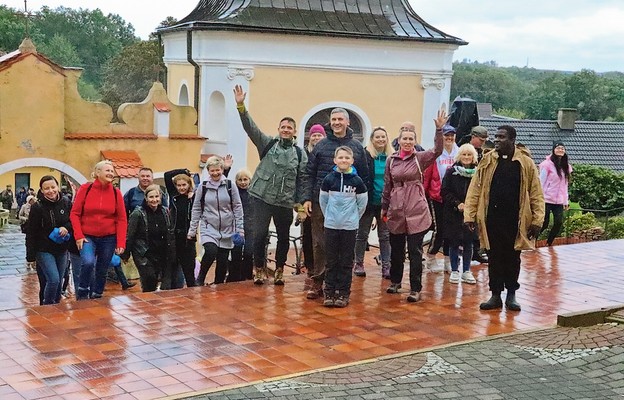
461 271 476 284
306 281 323 299
274 268 284 285
444 256 452 273
406 291 421 303
381 261 391 280
424 254 437 271
449 271 460 284
386 283 401 294
323 297 335 307
353 262 366 277
254 268 266 285
122 282 137 290
470 260 481 267
473 249 489 264
334 296 349 308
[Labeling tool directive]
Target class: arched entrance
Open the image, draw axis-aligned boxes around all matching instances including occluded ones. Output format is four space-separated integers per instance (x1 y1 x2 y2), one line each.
0 158 88 188
299 102 371 147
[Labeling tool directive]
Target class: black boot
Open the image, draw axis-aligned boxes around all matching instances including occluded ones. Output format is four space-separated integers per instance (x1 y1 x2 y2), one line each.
505 291 521 311
479 292 503 310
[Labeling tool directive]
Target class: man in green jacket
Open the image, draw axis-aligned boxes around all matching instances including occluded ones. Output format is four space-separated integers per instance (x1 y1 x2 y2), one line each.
234 85 308 285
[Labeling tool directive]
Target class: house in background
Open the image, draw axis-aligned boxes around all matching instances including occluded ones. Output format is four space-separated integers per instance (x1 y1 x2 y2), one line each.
479 108 624 173
0 38 205 197
158 0 467 170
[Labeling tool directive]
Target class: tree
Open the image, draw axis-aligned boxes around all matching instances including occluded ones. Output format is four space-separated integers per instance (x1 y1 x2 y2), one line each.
100 40 164 119
149 16 178 40
525 73 567 119
37 34 81 67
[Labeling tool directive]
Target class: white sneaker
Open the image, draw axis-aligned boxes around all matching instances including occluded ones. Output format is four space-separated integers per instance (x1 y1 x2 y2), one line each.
430 261 444 273
444 256 452 273
449 271 460 283
461 271 477 284
424 254 439 272
470 260 480 267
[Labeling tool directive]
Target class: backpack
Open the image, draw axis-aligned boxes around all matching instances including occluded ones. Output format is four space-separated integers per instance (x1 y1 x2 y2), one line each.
260 138 302 164
80 183 118 215
200 179 233 213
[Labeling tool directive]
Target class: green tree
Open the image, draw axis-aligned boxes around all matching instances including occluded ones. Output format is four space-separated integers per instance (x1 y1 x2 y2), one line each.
100 40 164 119
37 34 81 67
525 73 567 119
569 164 624 211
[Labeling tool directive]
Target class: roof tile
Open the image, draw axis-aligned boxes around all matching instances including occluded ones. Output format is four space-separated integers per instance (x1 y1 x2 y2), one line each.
100 150 144 178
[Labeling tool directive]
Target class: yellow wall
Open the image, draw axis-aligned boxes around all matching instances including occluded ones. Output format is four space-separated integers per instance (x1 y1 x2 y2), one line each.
245 66 424 168
0 167 60 191
166 64 196 105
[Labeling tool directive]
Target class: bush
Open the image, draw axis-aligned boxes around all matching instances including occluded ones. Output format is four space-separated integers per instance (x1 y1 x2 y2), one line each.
605 216 624 239
569 164 624 211
563 211 598 235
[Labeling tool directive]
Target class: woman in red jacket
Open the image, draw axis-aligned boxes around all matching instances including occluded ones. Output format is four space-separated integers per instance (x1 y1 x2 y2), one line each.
70 160 127 299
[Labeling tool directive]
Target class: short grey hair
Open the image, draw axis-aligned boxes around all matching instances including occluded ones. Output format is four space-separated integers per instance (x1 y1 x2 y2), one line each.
455 143 478 164
330 107 349 121
206 156 225 169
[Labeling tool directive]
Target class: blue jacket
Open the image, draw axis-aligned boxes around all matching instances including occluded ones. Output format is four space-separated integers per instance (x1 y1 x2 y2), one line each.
319 166 368 230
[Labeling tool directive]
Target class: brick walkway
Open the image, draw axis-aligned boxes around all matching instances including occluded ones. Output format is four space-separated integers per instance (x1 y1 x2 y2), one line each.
0 222 623 399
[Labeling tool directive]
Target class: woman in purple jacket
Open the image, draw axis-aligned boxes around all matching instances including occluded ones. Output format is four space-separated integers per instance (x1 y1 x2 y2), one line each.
381 109 446 303
539 141 572 246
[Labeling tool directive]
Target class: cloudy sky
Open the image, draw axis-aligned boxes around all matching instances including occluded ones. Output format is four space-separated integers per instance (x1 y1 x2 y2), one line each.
7 0 624 72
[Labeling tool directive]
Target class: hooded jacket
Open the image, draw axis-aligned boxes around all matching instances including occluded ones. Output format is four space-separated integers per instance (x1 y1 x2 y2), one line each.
441 162 477 244
539 155 572 205
319 166 368 230
304 126 371 204
187 176 244 249
464 146 545 250
381 127 443 235
26 194 72 262
238 109 307 208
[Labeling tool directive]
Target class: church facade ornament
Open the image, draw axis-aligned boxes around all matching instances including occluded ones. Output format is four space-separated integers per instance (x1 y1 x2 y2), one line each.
227 66 255 81
421 76 446 90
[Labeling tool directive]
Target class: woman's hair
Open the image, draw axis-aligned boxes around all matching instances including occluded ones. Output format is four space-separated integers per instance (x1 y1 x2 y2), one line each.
454 143 478 164
144 184 162 199
365 127 393 157
39 175 58 188
235 168 252 181
172 173 193 190
206 156 224 169
551 148 571 180
92 160 114 179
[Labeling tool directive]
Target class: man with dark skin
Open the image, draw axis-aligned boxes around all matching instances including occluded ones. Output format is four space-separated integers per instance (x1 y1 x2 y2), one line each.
464 125 544 311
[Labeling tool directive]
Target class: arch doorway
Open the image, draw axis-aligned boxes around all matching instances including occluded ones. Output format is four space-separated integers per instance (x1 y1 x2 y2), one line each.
300 103 370 147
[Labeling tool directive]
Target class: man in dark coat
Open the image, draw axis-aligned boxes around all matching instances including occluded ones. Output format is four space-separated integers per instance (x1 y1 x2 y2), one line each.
302 108 371 300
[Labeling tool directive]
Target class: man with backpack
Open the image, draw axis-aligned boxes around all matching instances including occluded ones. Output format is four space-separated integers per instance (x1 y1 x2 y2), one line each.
233 84 308 285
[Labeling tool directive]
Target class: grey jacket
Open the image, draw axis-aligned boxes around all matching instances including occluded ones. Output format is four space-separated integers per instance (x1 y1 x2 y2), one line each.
238 110 307 208
187 177 244 249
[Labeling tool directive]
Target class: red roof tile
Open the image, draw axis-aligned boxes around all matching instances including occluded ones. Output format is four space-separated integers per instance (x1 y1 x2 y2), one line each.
65 134 157 140
100 150 144 178
153 102 171 112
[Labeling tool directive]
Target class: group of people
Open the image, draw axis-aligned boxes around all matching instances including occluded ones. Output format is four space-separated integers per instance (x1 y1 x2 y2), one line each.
19 84 573 311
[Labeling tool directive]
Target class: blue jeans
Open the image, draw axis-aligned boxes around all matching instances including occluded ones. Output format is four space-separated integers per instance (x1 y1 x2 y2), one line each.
449 237 473 272
78 235 116 299
354 204 390 264
36 251 68 305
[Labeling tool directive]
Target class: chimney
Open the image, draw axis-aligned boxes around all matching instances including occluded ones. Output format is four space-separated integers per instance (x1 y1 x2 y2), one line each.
557 108 577 130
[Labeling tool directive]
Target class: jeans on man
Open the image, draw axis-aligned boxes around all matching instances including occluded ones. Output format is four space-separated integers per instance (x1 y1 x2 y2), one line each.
36 251 68 304
78 235 117 299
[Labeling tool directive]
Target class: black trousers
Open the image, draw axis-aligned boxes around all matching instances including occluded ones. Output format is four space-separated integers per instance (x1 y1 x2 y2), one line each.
136 250 166 292
301 216 314 270
198 243 230 285
486 220 521 293
229 244 253 282
390 231 426 293
427 200 448 256
250 196 294 269
541 203 564 245
175 234 197 287
324 228 357 297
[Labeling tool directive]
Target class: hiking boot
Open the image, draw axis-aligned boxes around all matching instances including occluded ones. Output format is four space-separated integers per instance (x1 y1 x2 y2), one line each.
406 291 421 303
353 262 366 277
122 282 137 290
461 271 476 284
386 283 401 294
444 256 452 273
274 267 284 285
254 267 266 285
334 296 349 308
306 280 323 299
449 271 460 284
381 261 391 280
323 297 335 307
479 293 503 310
505 292 522 311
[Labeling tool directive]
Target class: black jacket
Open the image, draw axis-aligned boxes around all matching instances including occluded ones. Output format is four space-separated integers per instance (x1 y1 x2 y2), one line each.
303 126 371 204
164 169 195 236
25 195 72 262
441 162 478 245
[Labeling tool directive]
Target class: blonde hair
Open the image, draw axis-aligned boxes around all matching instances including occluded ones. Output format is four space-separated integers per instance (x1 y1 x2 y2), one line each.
206 156 224 169
455 143 478 164
144 184 162 199
172 173 193 190
92 160 114 179
365 126 393 157
235 169 252 181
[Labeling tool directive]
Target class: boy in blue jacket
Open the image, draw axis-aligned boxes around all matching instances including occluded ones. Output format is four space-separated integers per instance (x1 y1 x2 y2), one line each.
319 146 368 307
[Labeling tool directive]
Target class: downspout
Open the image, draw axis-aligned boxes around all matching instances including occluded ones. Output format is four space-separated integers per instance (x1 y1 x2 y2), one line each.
187 29 200 113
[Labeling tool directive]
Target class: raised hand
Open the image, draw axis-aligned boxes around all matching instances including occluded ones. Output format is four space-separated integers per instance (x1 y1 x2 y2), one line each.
434 106 450 130
223 154 233 170
233 85 246 105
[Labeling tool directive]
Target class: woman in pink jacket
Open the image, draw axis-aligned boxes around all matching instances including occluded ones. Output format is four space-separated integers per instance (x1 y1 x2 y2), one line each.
381 109 446 303
539 141 572 246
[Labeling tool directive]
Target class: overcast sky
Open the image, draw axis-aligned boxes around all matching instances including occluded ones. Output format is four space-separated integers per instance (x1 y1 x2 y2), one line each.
6 0 624 72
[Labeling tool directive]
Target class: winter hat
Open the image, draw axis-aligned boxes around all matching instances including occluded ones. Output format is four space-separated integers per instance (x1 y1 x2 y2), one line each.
470 126 488 139
232 232 245 246
442 124 457 135
308 124 326 137
552 140 565 150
